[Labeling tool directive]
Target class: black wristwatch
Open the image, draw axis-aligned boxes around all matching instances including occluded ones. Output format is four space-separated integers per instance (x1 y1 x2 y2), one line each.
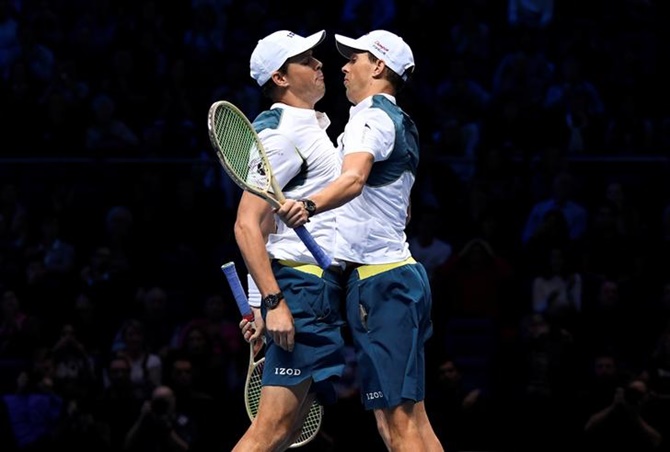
262 291 284 309
300 199 317 218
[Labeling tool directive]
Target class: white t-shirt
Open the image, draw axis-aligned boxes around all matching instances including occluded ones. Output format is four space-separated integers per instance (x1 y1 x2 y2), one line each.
333 94 415 264
257 103 341 265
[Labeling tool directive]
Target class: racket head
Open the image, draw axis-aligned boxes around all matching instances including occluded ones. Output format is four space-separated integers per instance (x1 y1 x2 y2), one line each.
207 100 282 209
244 339 265 421
243 339 323 448
289 400 323 448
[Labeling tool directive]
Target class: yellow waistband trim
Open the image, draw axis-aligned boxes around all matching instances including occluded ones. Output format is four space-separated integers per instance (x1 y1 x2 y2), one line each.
276 260 324 278
276 256 416 280
356 257 416 280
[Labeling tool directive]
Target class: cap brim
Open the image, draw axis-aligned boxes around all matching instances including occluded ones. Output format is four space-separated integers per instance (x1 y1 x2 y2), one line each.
289 30 326 59
334 34 364 59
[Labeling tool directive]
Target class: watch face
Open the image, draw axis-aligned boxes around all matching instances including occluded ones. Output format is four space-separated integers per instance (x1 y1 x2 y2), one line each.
263 292 283 309
302 199 316 217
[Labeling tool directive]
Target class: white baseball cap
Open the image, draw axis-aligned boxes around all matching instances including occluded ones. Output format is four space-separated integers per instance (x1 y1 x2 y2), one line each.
250 30 326 86
334 30 415 81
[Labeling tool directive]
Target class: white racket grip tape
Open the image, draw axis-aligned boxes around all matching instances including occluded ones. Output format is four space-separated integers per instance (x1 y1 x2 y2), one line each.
220 262 254 321
295 225 333 270
246 273 261 308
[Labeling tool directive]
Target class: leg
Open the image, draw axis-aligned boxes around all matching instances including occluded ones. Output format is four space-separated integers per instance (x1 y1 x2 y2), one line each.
233 378 312 452
376 401 443 452
413 401 443 451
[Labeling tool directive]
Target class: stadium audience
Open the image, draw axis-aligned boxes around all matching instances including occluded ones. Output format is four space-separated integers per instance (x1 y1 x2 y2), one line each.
1 1 670 450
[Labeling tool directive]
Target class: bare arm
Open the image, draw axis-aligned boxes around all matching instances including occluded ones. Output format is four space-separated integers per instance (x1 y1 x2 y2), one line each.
276 152 374 227
234 191 295 351
234 191 279 297
310 152 373 213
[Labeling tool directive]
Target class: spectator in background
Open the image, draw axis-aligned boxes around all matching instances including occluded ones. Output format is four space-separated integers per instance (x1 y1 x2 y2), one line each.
30 214 76 278
98 48 150 134
491 27 555 116
171 292 245 392
507 0 554 30
163 354 227 451
449 4 492 82
168 322 227 400
1 347 64 451
94 354 144 452
15 22 55 84
151 56 199 156
481 92 545 158
65 291 109 360
576 350 631 425
644 314 670 404
470 145 526 237
124 385 196 452
579 279 642 369
109 318 162 402
38 81 88 153
101 205 138 284
581 378 663 451
542 54 606 153
511 312 581 452
604 179 643 240
521 170 587 246
133 285 176 359
84 93 140 156
530 246 582 330
0 288 41 361
434 237 516 321
0 0 20 79
428 357 492 451
433 56 490 161
50 323 97 403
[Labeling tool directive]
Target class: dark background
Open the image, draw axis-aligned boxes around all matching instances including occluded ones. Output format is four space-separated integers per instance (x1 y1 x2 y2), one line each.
2 0 670 451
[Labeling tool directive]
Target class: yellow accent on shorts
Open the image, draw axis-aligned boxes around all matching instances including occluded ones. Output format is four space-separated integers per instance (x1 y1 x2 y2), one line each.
356 257 416 280
276 260 324 278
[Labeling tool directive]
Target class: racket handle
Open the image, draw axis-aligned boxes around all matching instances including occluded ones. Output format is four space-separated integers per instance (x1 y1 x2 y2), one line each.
221 262 254 321
295 225 334 270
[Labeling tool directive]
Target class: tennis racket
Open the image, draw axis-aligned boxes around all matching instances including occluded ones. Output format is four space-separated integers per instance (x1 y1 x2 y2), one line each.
220 262 323 448
208 100 333 270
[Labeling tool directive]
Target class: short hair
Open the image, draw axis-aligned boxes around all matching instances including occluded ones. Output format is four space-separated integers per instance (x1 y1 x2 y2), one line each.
365 52 411 92
260 59 291 100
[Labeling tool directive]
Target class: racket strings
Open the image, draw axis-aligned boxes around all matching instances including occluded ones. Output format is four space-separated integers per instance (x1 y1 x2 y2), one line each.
246 360 264 418
245 356 322 448
291 403 322 447
212 105 271 191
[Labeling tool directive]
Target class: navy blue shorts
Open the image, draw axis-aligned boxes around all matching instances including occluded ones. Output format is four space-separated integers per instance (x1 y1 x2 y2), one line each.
261 260 346 405
345 258 433 410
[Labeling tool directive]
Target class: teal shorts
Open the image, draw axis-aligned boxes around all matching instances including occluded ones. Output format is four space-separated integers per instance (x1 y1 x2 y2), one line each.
345 258 433 410
261 260 346 405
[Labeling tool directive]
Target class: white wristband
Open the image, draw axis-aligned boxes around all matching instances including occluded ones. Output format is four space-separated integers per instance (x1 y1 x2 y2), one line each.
247 274 261 308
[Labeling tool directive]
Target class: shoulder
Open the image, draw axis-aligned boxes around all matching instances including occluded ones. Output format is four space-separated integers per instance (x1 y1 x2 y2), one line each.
253 109 284 133
348 105 394 133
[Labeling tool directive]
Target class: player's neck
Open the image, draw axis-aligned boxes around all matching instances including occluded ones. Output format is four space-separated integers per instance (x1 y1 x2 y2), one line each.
279 92 316 110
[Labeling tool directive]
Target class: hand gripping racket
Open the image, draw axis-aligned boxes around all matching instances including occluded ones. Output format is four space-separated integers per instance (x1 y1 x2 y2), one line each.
208 101 333 270
220 262 323 448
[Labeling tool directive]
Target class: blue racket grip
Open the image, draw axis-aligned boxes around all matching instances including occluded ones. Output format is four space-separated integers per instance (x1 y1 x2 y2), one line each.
221 262 254 321
295 225 333 270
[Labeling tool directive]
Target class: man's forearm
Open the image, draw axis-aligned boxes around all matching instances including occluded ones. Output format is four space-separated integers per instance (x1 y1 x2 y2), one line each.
311 171 364 215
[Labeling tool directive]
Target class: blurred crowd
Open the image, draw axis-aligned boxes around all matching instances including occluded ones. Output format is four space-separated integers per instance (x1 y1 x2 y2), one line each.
2 0 670 451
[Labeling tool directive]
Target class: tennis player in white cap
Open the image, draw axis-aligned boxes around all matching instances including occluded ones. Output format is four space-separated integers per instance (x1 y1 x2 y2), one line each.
233 29 347 451
277 30 444 451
